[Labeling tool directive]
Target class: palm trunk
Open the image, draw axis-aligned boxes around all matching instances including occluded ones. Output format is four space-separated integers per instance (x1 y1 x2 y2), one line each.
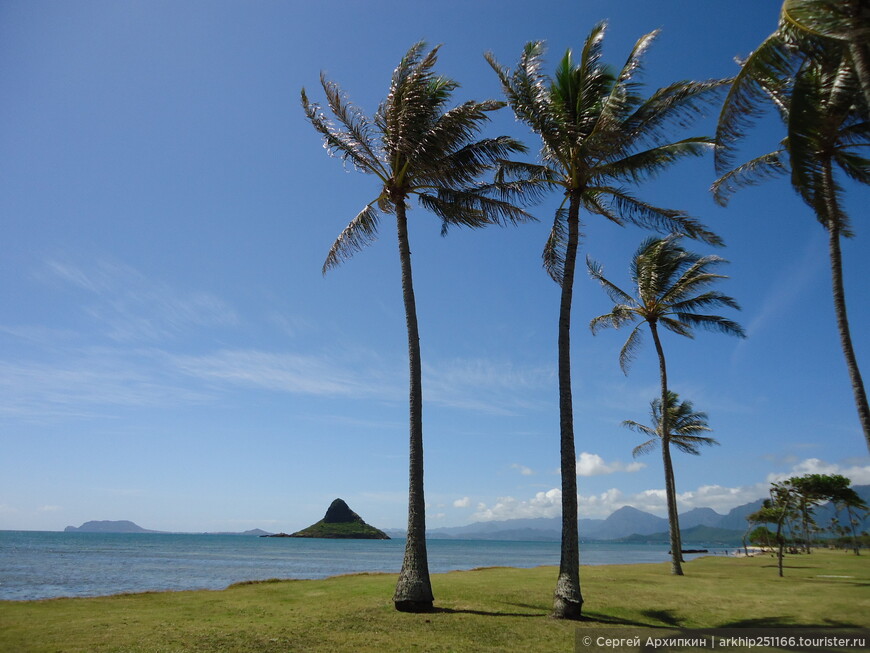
650 321 683 576
392 202 434 612
775 515 785 577
821 161 870 453
553 194 583 620
848 40 870 110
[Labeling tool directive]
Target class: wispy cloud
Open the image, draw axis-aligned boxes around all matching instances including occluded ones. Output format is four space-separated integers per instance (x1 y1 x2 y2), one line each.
42 259 239 342
424 358 552 415
171 348 551 414
0 350 210 419
171 348 402 400
511 463 534 476
453 497 471 508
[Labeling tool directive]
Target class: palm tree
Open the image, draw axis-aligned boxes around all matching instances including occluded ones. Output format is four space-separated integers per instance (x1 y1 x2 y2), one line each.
301 43 531 612
486 22 724 619
623 391 719 561
714 45 870 453
588 234 745 575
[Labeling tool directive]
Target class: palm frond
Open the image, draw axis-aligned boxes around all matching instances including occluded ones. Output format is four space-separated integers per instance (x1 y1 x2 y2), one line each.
667 291 742 315
631 437 660 458
301 88 382 176
418 187 536 233
594 28 659 137
715 28 802 173
834 150 870 184
587 256 637 306
407 100 507 175
711 150 788 206
586 187 723 246
618 322 645 373
416 135 526 187
542 207 569 284
319 73 385 173
674 313 747 338
659 316 694 338
322 203 382 273
622 78 730 150
595 138 713 185
589 304 636 334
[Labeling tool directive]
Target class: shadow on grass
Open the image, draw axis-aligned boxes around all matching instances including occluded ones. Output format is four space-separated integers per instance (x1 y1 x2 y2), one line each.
640 609 685 627
433 607 540 618
578 611 658 628
718 617 865 628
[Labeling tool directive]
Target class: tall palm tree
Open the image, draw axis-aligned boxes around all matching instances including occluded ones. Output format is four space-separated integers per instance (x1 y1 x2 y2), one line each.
623 391 719 561
714 46 870 453
588 235 745 575
301 43 531 612
486 22 724 619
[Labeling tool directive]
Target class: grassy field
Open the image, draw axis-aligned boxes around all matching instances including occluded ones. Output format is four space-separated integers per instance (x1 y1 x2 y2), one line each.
1 549 867 652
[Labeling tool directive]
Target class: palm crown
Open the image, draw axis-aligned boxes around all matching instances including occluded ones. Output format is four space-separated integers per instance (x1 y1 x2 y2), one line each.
486 22 726 282
623 391 718 458
301 42 532 273
588 234 746 372
713 53 869 236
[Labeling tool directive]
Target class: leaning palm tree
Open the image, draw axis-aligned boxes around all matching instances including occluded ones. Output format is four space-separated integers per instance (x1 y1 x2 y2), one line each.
301 42 531 612
714 44 870 453
623 391 719 561
486 22 725 619
588 234 745 575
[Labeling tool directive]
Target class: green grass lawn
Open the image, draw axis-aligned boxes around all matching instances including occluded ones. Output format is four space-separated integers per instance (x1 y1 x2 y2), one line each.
1 550 867 652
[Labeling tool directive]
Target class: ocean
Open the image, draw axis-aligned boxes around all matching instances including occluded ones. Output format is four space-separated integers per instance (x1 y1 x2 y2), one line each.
0 531 726 601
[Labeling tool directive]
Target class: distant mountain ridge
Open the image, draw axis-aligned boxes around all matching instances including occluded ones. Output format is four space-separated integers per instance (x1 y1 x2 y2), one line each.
411 485 870 542
63 520 272 536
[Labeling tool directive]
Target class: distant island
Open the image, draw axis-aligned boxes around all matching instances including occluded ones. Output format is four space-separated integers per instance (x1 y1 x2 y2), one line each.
63 520 272 536
264 498 389 539
65 520 158 534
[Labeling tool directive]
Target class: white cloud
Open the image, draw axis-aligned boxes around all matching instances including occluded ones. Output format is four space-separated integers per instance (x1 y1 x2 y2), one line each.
469 457 870 522
766 458 870 485
471 489 562 521
511 463 534 476
575 452 646 477
37 505 62 512
453 497 471 508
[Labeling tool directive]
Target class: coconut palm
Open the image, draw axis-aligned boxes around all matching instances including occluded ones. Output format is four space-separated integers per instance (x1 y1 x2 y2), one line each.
301 43 531 612
623 391 719 561
486 22 724 618
588 234 745 575
714 46 870 453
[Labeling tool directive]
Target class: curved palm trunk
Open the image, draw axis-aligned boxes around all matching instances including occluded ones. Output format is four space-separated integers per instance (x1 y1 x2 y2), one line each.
392 202 434 612
821 161 870 453
649 321 684 576
553 194 583 619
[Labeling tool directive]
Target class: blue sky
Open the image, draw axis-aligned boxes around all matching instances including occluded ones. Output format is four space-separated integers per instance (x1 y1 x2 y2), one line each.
1 0 868 533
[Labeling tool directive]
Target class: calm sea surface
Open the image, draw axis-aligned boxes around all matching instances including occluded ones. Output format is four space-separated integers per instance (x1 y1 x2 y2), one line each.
0 531 723 601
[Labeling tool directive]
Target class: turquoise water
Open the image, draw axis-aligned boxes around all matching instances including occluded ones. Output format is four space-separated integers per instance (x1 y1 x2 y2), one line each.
0 531 724 601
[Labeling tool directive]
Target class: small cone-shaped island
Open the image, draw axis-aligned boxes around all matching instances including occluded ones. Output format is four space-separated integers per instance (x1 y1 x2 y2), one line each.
286 498 390 539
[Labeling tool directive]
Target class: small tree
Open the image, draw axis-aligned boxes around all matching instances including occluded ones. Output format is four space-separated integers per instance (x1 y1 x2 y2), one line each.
748 481 800 576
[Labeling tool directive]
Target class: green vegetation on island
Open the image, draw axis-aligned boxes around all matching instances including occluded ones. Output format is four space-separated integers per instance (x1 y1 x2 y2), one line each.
287 499 389 540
